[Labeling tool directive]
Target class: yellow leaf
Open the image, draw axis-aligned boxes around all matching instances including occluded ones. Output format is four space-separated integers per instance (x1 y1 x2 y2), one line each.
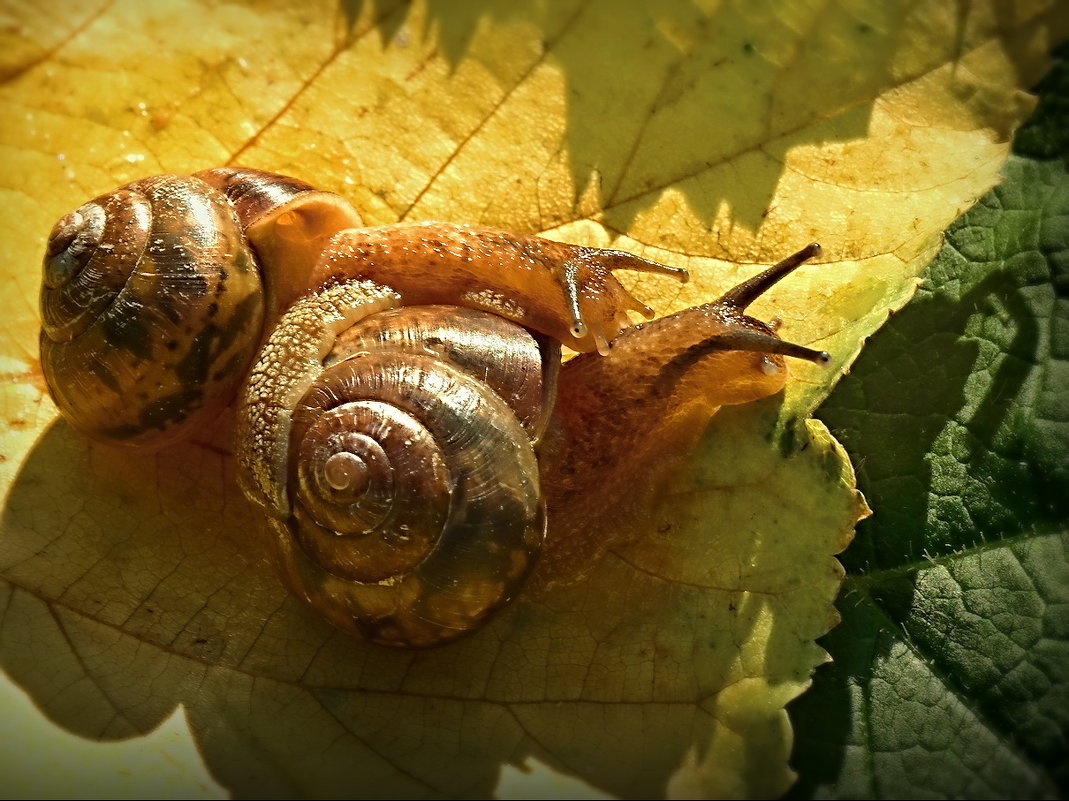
0 1 1060 797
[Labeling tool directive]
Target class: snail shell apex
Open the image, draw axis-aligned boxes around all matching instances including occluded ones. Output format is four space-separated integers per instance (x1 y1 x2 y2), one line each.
235 280 401 517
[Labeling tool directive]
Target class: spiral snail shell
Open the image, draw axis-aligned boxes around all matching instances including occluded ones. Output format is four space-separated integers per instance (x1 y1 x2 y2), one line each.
40 174 265 447
39 167 830 647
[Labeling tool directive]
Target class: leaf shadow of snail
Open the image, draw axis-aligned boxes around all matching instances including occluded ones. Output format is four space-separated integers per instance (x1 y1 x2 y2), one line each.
0 401 831 799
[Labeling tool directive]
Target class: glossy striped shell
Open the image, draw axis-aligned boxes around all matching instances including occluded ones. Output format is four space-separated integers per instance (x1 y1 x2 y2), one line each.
39 175 265 447
236 296 554 647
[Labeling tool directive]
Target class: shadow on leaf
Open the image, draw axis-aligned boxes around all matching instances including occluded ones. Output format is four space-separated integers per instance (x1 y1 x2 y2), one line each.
0 402 853 798
337 0 906 236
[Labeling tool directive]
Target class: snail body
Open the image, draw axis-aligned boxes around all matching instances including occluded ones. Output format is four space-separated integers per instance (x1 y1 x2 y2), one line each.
39 168 828 647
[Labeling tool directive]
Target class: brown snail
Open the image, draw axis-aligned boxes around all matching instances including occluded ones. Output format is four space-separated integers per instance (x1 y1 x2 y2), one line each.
39 168 830 647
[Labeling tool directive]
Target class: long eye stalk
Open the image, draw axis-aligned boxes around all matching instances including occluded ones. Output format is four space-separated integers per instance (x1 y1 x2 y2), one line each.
696 329 831 365
717 243 822 312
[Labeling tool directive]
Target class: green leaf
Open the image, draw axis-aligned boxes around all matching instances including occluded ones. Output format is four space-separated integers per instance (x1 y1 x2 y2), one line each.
1014 43 1069 160
790 149 1069 797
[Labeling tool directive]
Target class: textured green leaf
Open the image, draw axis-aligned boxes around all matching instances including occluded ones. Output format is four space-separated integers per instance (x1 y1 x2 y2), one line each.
790 139 1069 796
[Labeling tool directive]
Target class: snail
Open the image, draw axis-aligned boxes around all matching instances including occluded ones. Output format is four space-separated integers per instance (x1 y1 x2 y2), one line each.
39 167 830 647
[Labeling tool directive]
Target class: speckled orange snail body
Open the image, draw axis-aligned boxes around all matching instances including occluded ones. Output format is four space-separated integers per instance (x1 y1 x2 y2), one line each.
39 167 829 647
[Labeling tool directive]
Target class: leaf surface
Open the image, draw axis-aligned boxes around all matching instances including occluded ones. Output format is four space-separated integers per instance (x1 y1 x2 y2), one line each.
0 1 1059 797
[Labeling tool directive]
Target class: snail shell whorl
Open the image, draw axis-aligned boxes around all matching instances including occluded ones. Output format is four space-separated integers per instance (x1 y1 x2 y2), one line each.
327 305 561 442
39 174 265 447
240 301 550 647
194 167 318 229
196 166 364 319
